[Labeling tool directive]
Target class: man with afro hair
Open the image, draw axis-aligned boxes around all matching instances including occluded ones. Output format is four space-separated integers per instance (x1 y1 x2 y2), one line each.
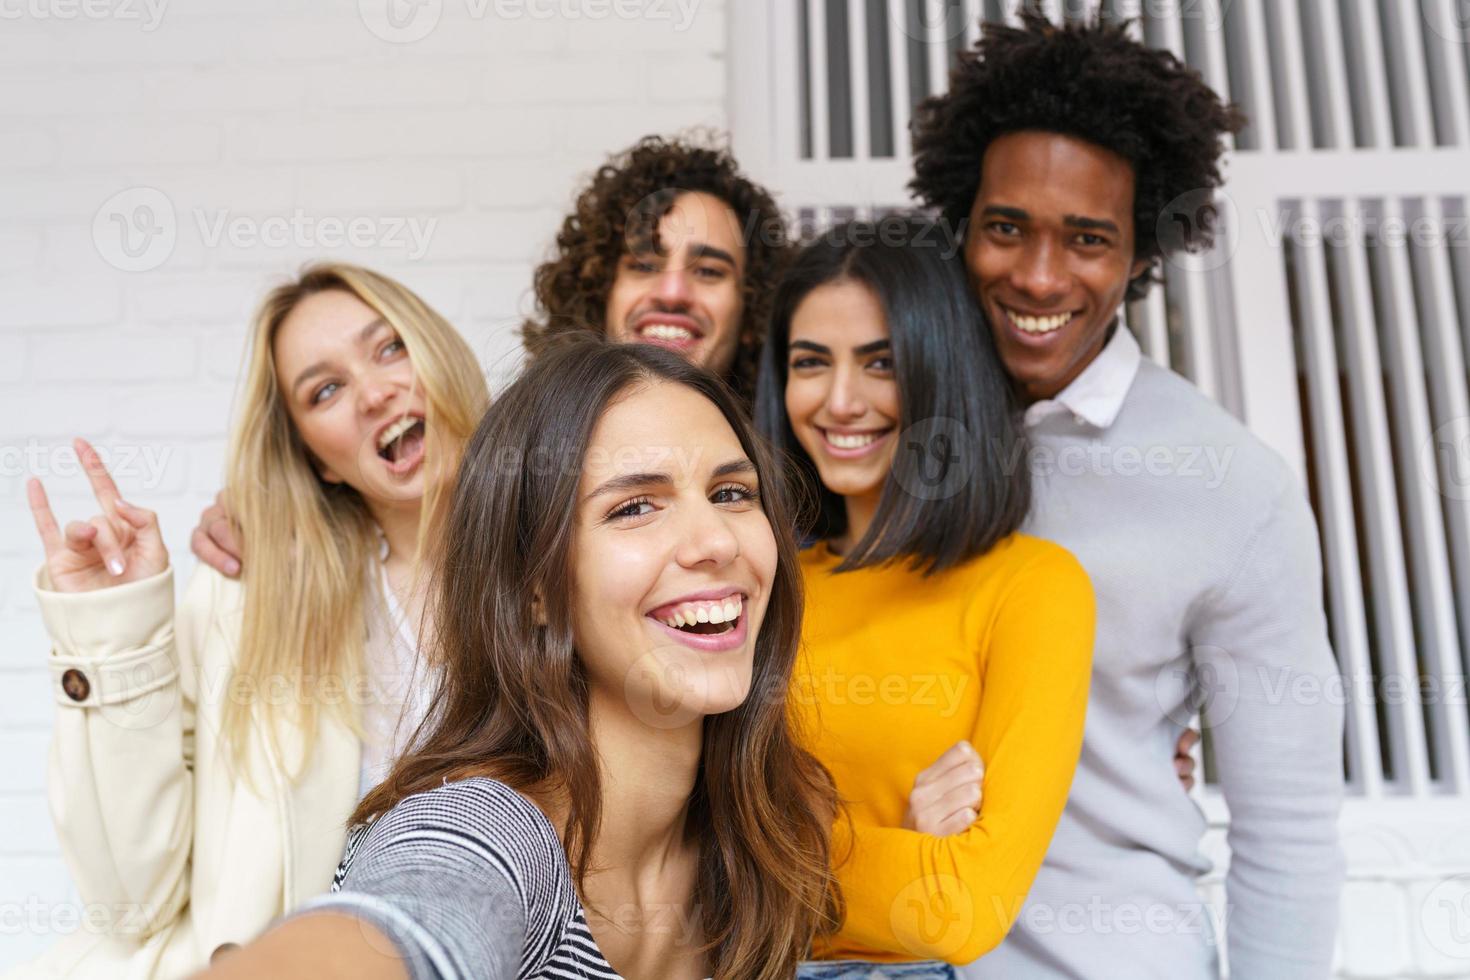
910 15 1343 979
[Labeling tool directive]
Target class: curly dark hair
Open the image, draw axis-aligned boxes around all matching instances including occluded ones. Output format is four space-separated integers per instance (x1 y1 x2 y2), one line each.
520 133 792 399
910 14 1246 301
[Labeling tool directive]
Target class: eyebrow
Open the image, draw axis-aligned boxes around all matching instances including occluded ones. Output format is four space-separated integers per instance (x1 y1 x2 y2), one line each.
1064 215 1121 235
687 242 739 267
980 204 1120 236
584 457 757 503
291 317 390 395
789 338 891 356
627 240 739 269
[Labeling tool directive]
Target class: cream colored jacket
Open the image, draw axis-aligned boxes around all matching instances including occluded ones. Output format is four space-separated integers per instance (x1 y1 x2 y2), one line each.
8 565 361 980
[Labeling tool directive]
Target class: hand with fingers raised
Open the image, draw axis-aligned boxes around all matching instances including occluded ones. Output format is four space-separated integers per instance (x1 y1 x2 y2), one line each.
27 437 170 594
904 739 985 837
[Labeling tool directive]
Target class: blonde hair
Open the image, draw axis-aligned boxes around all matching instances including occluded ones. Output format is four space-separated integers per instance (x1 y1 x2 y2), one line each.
222 262 489 781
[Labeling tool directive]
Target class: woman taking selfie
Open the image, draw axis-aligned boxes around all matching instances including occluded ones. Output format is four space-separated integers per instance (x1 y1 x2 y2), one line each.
20 263 488 978
195 338 842 979
756 216 1096 977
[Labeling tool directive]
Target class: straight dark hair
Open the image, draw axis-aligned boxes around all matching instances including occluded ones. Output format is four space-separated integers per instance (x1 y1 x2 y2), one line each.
755 214 1030 575
356 337 841 979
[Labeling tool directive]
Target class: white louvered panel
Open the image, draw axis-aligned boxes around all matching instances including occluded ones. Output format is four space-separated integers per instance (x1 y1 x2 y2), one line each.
771 0 802 166
1290 198 1384 796
1209 261 1246 418
1327 198 1433 795
887 0 911 153
807 0 830 161
1228 0 1279 151
1328 208 1428 799
1107 0 1144 42
1142 0 1186 61
962 0 984 46
1160 262 1218 400
1182 0 1234 146
1372 197 1469 792
848 0 871 159
1404 196 1470 778
1365 196 1467 791
1211 173 1306 479
1339 0 1395 147
1420 0 1470 146
1261 0 1312 150
1128 282 1171 368
1375 0 1437 147
1299 0 1352 148
1297 0 1357 150
923 0 949 102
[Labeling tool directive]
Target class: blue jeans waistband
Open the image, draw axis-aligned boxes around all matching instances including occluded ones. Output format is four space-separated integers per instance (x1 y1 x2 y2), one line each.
796 961 959 979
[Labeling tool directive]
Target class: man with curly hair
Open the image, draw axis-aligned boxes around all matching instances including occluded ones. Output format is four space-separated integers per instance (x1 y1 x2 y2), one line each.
520 134 792 400
908 16 1344 980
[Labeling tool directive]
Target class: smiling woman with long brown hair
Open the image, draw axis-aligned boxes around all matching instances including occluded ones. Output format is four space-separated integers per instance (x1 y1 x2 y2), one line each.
21 263 488 979
197 338 842 980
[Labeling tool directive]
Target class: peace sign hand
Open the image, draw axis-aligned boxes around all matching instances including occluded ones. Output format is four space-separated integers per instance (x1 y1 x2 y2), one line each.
27 438 170 594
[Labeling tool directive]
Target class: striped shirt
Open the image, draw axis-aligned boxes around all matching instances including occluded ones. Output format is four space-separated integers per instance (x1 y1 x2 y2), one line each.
296 777 621 979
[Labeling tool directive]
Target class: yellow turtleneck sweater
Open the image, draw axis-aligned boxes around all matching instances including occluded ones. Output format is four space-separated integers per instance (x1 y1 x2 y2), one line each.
796 532 1095 965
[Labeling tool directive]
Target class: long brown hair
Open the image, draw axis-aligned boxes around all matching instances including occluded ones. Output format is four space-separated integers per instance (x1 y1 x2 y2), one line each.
355 337 841 977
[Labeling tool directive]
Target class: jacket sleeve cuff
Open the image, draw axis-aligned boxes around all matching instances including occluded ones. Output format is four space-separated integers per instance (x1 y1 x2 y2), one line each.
34 565 175 652
33 566 179 707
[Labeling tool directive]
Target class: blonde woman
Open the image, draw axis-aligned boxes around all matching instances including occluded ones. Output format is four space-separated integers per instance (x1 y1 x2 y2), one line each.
17 264 488 979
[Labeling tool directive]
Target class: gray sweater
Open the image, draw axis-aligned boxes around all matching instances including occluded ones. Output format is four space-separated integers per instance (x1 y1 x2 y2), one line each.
969 327 1345 979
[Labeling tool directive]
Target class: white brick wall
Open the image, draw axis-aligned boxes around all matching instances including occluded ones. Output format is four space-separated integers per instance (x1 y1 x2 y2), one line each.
0 0 726 968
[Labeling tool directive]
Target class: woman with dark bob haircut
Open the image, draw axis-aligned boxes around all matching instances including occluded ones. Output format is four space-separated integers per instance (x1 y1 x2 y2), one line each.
198 337 842 979
757 215 1096 975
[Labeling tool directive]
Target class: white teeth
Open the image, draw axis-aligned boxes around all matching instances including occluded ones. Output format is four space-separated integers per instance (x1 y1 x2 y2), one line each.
642 323 695 341
377 416 421 450
1008 309 1074 335
657 595 744 629
826 430 884 449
